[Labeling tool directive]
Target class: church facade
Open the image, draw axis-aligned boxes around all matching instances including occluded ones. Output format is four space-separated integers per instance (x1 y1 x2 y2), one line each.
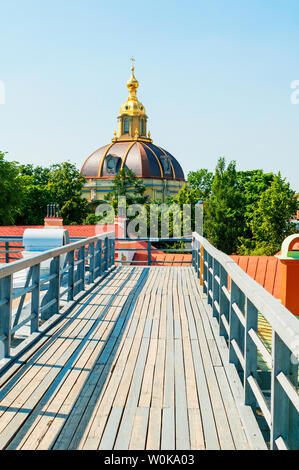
80 60 186 204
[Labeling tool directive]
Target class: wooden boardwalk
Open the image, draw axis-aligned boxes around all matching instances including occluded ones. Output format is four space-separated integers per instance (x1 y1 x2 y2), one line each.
0 266 261 450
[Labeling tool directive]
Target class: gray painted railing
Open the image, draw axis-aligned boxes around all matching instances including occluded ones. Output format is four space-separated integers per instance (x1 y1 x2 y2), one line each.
0 236 86 263
192 232 299 450
0 232 115 364
115 237 192 265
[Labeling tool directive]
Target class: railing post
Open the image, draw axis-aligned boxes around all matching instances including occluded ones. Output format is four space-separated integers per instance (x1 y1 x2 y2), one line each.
41 255 60 321
103 237 108 272
219 265 229 339
147 240 151 266
207 253 213 306
30 264 40 333
192 238 196 269
270 332 299 450
203 249 208 294
0 275 12 359
212 258 220 318
196 241 200 278
111 238 115 267
98 240 103 277
78 246 85 292
94 239 101 279
244 297 258 408
229 280 243 374
68 250 75 301
89 242 95 284
5 242 9 264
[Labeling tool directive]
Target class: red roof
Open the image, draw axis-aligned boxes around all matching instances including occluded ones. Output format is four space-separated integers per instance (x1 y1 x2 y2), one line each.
230 255 282 300
133 249 192 266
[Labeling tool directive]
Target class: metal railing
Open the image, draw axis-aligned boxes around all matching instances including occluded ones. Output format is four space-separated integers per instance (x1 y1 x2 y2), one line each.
0 236 85 263
192 232 299 450
0 232 115 365
115 237 192 265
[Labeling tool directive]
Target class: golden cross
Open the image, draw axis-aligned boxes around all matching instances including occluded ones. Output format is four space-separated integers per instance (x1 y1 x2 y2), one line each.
130 56 135 71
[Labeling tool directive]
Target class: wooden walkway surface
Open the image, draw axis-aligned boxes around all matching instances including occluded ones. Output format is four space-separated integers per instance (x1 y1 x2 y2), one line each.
0 266 259 450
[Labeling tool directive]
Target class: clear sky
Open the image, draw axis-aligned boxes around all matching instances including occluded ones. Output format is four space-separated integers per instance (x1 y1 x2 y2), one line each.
0 0 299 190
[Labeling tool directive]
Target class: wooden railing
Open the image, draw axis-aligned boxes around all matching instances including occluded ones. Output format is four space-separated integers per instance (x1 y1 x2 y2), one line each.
0 233 115 366
192 232 299 450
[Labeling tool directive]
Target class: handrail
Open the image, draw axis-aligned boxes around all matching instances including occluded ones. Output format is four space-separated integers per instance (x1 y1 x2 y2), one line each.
115 237 192 266
0 236 91 264
193 232 299 346
0 232 115 366
0 232 114 278
192 231 299 451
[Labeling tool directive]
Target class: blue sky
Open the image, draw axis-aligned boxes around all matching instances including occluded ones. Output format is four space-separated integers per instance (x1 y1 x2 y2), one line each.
0 0 299 190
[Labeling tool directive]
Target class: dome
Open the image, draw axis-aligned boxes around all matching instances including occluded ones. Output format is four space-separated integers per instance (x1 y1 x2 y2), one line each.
81 140 185 180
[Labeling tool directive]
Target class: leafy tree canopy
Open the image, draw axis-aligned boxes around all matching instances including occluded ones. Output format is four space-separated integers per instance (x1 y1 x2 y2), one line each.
187 169 214 200
0 152 24 225
104 168 149 212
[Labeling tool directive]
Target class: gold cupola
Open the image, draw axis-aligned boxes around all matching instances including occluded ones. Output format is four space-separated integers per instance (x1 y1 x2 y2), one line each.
116 58 149 140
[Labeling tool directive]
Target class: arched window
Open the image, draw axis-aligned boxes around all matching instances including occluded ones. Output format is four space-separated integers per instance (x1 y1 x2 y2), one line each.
124 118 130 134
140 119 144 135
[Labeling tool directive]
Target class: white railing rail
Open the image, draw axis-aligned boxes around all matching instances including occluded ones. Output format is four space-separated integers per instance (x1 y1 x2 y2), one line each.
192 232 299 450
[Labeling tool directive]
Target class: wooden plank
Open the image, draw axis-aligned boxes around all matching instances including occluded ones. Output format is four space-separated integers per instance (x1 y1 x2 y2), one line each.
208 339 222 367
55 269 148 450
146 408 161 450
129 407 149 450
98 407 123 450
3 268 142 450
20 304 124 450
214 366 249 450
190 339 220 450
139 338 158 408
188 408 205 450
174 339 190 450
161 408 175 450
114 338 150 450
151 339 166 409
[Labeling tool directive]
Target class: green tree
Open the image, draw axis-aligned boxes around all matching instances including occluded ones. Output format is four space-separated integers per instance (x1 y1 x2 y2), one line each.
46 162 88 225
104 168 149 212
16 164 52 225
204 157 245 254
0 152 24 225
237 169 274 242
187 169 214 200
248 173 298 255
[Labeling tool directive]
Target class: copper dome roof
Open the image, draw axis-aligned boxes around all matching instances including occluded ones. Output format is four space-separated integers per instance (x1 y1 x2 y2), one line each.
81 140 185 181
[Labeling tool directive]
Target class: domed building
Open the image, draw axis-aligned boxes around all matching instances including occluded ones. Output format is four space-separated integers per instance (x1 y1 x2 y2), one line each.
81 60 186 203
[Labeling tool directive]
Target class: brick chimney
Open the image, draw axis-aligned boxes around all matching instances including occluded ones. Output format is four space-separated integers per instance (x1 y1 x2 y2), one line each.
44 204 63 228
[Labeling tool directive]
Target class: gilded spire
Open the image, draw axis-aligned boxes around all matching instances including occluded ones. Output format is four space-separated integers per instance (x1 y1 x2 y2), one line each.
126 57 139 102
117 58 149 140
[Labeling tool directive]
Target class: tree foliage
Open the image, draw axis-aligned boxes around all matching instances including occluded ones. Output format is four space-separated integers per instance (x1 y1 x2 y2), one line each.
104 168 149 211
203 158 245 254
1 155 88 226
0 152 24 225
187 168 213 200
47 162 88 225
